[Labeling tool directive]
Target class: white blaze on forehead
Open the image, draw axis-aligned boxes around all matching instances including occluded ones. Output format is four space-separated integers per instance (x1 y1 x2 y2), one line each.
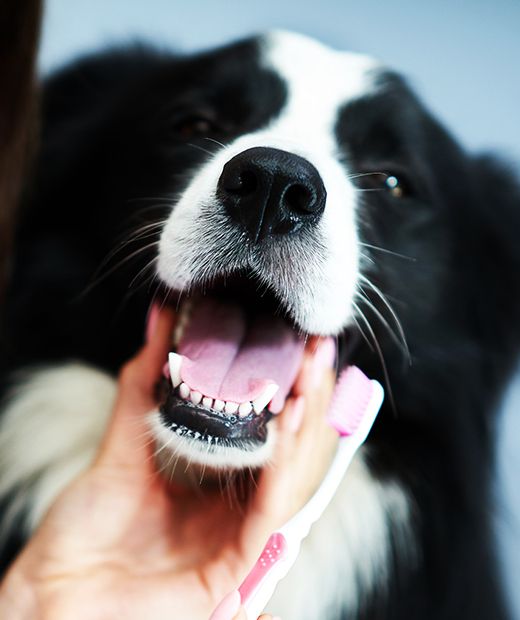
262 30 379 139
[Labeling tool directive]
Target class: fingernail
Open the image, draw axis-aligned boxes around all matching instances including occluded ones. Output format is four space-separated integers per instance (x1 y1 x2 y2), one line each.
312 337 336 387
208 590 241 620
145 304 159 343
286 396 305 433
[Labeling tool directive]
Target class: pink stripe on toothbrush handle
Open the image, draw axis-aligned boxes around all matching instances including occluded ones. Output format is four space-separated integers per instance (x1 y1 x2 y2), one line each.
238 532 289 604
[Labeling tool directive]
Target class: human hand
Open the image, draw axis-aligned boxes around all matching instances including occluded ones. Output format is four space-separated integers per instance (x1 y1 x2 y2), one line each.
0 307 337 620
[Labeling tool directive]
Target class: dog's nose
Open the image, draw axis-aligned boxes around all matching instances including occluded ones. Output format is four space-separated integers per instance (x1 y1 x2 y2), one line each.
217 147 326 242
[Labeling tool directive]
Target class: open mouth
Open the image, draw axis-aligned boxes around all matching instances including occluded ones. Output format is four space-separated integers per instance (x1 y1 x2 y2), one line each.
156 273 313 465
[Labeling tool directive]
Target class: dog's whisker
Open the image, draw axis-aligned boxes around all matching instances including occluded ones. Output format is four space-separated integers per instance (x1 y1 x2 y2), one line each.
352 301 396 415
359 242 416 262
358 274 410 365
355 287 411 364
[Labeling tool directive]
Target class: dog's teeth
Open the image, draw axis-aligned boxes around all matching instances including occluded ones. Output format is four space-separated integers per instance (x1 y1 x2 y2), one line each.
214 399 225 412
252 383 279 414
168 352 182 387
179 382 190 399
202 396 213 409
224 401 239 414
193 431 201 439
190 390 202 405
238 402 252 417
176 427 183 436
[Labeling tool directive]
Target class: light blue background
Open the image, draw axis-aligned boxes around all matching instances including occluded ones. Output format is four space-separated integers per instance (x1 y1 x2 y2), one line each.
40 1 520 616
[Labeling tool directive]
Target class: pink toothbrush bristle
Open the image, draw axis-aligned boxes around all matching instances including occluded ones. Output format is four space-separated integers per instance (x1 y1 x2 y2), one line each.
327 366 373 436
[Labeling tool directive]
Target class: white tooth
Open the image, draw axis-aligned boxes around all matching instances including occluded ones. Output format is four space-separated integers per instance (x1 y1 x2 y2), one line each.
168 352 183 387
214 399 225 412
252 384 279 414
202 396 213 409
224 401 239 414
179 383 190 399
190 390 202 405
193 431 201 439
238 402 253 417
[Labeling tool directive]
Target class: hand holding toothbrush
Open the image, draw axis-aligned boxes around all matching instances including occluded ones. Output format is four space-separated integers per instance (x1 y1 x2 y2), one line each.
0 307 339 620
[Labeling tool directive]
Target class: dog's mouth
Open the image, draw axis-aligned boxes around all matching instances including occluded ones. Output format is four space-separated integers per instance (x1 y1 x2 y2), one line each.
156 273 314 464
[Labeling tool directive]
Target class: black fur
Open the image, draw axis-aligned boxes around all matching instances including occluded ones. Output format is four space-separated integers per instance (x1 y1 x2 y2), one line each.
1 36 519 619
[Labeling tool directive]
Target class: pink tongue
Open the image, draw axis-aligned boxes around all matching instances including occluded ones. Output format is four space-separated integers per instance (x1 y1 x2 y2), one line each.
178 299 305 412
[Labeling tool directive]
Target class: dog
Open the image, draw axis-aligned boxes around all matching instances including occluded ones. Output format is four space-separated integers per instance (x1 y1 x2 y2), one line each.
1 30 519 619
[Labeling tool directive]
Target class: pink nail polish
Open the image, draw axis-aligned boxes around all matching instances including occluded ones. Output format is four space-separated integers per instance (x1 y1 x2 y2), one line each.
287 396 305 433
208 590 241 620
145 304 159 343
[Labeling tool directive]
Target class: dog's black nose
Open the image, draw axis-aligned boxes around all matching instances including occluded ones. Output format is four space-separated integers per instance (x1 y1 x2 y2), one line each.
217 147 326 242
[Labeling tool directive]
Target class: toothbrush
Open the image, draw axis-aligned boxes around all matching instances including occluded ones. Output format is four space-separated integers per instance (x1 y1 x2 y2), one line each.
237 366 384 620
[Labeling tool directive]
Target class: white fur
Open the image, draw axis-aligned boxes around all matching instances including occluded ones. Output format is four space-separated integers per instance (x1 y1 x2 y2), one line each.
0 364 116 533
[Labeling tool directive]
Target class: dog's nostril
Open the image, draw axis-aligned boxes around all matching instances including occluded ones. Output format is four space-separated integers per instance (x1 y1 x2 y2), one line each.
225 170 257 196
218 146 326 242
284 184 314 215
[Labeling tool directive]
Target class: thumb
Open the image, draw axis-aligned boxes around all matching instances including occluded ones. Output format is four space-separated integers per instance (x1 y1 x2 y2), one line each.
95 305 175 470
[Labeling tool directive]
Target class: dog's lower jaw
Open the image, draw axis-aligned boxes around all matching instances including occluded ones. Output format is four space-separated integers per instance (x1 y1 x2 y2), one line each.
149 410 277 480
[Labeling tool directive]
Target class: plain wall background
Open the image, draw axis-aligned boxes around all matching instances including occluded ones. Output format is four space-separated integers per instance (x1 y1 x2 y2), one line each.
39 1 520 616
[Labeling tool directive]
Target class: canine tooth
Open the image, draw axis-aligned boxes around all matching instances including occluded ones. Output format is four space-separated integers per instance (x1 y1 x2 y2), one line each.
202 396 213 409
179 382 190 399
168 352 182 387
214 399 225 412
190 390 202 405
252 384 279 414
238 402 252 417
193 431 201 439
224 401 239 414
176 428 183 436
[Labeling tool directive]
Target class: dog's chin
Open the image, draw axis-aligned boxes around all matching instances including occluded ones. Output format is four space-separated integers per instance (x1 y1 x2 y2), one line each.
149 410 277 475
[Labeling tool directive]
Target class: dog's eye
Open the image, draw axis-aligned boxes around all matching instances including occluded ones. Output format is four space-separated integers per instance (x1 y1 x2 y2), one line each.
354 171 410 198
384 175 405 198
174 115 218 139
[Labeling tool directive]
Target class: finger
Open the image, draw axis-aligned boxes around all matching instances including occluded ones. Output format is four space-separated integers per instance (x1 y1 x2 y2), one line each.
209 589 241 620
95 305 176 469
242 340 337 549
119 304 176 404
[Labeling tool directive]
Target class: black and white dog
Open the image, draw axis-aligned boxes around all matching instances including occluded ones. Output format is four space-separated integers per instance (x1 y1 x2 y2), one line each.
1 31 519 619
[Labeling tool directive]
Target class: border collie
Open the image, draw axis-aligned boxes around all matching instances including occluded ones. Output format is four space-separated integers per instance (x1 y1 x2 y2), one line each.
1 31 519 619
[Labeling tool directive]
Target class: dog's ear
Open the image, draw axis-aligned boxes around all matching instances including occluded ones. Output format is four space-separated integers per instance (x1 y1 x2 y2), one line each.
469 155 520 345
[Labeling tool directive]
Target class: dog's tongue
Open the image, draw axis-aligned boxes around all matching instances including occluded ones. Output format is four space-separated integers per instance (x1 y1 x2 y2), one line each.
177 298 305 412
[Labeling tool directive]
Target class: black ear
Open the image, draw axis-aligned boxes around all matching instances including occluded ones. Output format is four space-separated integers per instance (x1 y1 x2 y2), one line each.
469 154 520 349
